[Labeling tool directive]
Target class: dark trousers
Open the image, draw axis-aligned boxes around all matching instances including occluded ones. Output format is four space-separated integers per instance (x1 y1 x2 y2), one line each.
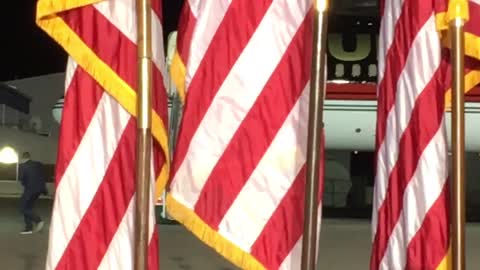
20 191 42 230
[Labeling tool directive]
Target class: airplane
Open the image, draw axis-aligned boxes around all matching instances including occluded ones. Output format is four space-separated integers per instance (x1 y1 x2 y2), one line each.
163 30 480 153
324 82 480 151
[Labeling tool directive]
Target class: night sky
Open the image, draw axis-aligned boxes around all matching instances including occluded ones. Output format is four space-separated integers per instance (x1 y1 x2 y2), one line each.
0 1 377 82
0 1 184 82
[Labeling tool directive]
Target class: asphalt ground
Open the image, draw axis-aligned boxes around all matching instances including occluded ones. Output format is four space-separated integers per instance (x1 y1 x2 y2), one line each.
1 198 478 269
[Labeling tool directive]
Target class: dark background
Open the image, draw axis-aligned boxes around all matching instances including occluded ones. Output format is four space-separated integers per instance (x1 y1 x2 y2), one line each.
0 0 184 81
0 0 378 82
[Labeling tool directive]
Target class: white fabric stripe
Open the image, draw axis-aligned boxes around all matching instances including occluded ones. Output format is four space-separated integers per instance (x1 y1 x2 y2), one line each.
45 93 131 269
94 0 136 42
64 57 77 95
279 237 302 270
97 197 135 270
170 0 310 209
97 187 157 269
185 0 230 90
218 84 310 251
93 0 165 74
372 14 440 236
379 122 448 269
188 0 202 17
471 0 480 5
377 0 405 83
151 9 167 82
278 205 322 270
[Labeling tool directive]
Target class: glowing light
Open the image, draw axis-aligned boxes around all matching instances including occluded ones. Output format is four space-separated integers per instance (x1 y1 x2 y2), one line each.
316 0 328 12
0 146 18 164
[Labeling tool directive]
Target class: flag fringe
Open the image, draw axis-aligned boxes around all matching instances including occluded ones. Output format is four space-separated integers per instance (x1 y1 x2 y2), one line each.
166 194 266 270
37 0 103 20
435 244 451 270
169 50 187 103
445 69 480 109
435 12 480 60
36 1 170 198
434 11 480 109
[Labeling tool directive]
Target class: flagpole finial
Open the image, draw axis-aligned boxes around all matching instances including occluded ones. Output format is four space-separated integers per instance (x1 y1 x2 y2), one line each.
447 0 470 22
314 0 328 12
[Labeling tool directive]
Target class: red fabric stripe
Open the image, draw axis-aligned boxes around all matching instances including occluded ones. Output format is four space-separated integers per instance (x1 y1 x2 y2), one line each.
443 50 480 88
55 118 137 270
148 229 160 270
435 0 480 36
251 135 324 269
379 0 385 18
53 4 163 270
55 67 103 185
370 66 448 270
251 166 307 269
192 10 313 228
151 0 163 22
152 67 169 132
406 183 449 270
61 5 167 119
152 68 167 199
153 140 162 182
61 6 137 91
464 2 480 37
465 55 480 75
61 4 168 154
151 66 163 178
171 0 274 177
375 0 436 162
434 0 447 14
176 0 196 65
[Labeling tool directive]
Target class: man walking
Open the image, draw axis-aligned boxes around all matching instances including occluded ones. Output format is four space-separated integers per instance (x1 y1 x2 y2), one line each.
18 152 46 234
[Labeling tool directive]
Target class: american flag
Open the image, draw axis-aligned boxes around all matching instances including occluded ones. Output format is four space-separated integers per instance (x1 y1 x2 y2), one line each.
167 1 324 269
36 0 169 269
437 0 480 107
371 0 480 269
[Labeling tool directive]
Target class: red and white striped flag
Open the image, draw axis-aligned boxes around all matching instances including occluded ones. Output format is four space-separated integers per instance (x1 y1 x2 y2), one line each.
371 0 480 269
36 0 169 269
167 1 324 269
371 1 450 269
437 0 480 107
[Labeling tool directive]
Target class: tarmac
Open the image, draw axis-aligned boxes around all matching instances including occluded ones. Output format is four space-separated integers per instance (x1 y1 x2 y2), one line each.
1 198 479 269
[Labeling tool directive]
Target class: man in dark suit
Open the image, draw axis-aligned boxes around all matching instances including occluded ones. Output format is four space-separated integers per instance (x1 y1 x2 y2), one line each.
18 152 47 234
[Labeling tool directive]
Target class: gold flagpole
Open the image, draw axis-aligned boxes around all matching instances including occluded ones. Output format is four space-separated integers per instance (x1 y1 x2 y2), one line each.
301 0 329 269
448 1 469 269
135 0 153 269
